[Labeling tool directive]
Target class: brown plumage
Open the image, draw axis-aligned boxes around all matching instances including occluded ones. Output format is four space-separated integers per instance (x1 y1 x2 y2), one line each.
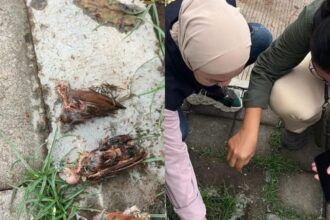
106 213 144 220
59 135 147 185
93 212 147 220
92 206 149 220
56 80 125 132
74 0 142 33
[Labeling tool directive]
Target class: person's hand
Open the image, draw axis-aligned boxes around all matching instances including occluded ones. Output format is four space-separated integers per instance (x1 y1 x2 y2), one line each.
227 127 257 171
311 162 330 181
226 107 262 172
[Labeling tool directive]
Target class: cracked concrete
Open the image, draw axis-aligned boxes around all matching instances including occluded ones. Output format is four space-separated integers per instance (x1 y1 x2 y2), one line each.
0 0 46 191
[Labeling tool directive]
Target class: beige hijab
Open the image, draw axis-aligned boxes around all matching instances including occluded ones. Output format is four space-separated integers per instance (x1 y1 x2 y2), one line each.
170 0 251 75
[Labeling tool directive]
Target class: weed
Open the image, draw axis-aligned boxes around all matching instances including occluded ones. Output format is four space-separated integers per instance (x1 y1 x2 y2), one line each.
0 128 85 219
167 185 238 220
268 128 282 152
250 153 298 176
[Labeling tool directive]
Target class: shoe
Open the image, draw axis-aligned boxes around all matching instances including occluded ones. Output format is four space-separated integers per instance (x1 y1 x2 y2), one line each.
186 87 243 112
281 129 309 150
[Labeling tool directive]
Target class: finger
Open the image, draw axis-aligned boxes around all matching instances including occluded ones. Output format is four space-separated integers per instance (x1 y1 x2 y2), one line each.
229 155 237 168
312 162 316 167
314 174 320 181
226 142 232 160
235 159 247 172
311 165 318 173
227 148 233 162
237 156 252 172
327 167 330 175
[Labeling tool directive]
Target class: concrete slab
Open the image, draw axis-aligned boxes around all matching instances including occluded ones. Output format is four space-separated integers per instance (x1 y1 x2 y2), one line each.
189 151 266 219
188 105 239 121
185 113 233 154
237 108 280 127
77 170 164 217
100 170 163 211
0 189 25 220
278 172 323 217
0 0 46 190
185 108 277 157
26 0 164 212
186 104 279 126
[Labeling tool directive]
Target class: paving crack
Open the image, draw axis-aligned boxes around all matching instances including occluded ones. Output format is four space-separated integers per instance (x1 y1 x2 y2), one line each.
23 0 51 143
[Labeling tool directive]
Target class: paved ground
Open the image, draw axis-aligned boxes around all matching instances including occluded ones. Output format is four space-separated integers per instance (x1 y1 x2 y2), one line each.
184 105 324 219
181 0 327 219
0 0 46 190
0 0 47 217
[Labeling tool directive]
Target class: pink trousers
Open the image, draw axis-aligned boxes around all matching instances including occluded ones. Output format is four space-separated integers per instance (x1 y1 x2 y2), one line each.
165 109 206 220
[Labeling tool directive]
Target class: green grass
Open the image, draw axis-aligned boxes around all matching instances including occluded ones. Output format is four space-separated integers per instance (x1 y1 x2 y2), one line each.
250 153 298 176
268 127 282 152
189 145 221 158
248 127 299 175
147 2 165 58
0 128 86 220
188 143 227 160
202 186 237 220
167 185 238 220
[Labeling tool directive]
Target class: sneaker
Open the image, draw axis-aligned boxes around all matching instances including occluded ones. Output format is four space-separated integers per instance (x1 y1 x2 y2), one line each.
281 129 309 150
186 87 243 112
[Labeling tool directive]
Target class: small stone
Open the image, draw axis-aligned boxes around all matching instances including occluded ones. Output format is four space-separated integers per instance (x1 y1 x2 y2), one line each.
266 214 281 220
30 0 48 10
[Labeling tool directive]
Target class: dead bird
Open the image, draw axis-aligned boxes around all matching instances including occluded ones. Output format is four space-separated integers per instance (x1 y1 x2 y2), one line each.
60 135 147 185
92 206 149 220
74 0 143 32
93 212 147 220
56 80 125 132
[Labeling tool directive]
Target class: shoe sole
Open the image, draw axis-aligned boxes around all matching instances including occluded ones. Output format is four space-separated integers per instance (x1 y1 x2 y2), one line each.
186 93 243 113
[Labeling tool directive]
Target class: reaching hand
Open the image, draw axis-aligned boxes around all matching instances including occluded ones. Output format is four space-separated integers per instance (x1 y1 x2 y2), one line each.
226 107 261 172
227 127 257 172
311 162 330 181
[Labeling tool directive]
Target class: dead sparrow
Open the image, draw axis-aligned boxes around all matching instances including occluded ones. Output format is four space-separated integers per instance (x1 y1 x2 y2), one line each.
60 135 147 184
56 80 125 132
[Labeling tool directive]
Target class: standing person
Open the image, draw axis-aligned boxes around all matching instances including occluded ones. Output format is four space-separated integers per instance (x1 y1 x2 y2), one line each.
227 0 330 172
165 0 272 219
